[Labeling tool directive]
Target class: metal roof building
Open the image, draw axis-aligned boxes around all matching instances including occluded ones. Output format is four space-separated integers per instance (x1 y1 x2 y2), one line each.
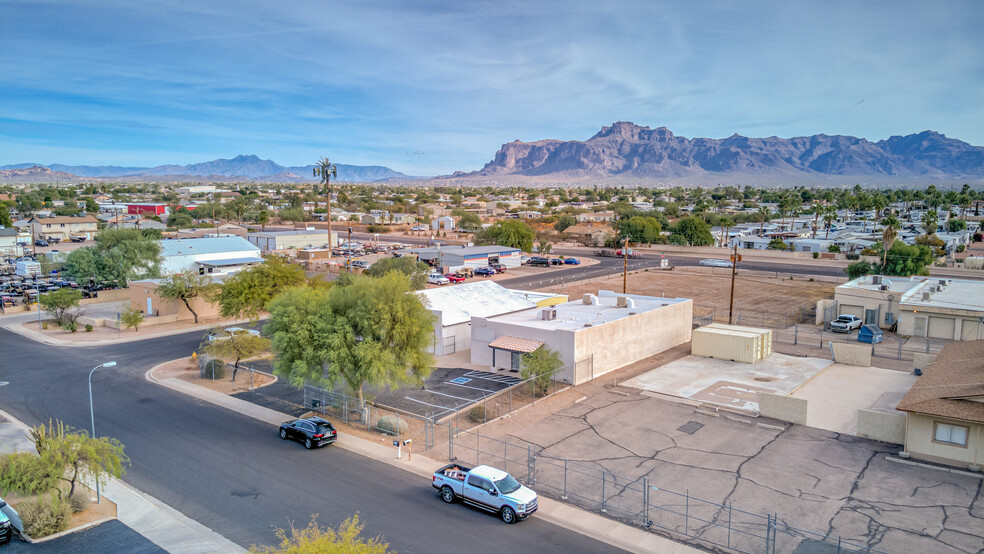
245 229 337 252
159 237 261 275
411 244 522 271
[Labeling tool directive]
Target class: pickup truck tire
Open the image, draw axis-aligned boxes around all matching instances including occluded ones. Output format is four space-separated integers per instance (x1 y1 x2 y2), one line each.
304 438 313 449
500 506 516 524
440 486 455 503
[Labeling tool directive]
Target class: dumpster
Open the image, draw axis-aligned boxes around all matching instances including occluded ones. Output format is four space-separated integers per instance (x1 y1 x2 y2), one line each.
857 324 883 344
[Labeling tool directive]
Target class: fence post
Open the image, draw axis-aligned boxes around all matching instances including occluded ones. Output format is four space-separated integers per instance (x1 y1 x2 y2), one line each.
727 500 732 548
643 476 649 526
476 429 480 465
601 471 606 512
819 328 823 348
685 489 689 535
366 406 370 432
449 426 454 461
794 324 798 345
925 337 930 354
563 457 568 500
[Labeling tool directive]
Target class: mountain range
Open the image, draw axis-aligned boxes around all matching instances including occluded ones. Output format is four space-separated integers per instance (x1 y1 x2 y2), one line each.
0 155 419 183
457 122 984 184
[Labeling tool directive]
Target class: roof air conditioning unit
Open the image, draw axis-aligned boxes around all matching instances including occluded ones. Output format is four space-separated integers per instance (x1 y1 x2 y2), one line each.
879 285 888 291
582 294 598 305
922 291 932 301
540 308 557 321
616 296 629 308
872 275 882 285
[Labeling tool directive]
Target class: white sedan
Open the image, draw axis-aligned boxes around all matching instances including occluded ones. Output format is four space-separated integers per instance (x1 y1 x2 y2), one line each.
427 273 451 285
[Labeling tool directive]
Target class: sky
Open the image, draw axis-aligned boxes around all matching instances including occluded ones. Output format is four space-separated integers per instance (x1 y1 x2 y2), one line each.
2 0 983 176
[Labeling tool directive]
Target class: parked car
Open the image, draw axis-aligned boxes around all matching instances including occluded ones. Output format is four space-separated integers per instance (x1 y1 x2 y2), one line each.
350 259 372 269
444 273 465 283
563 257 581 265
207 327 261 342
489 263 507 273
474 267 496 277
433 463 538 524
548 258 564 266
0 497 14 544
411 225 427 231
699 259 732 268
70 235 86 243
427 273 451 285
527 257 550 267
454 267 474 278
34 240 48 247
830 314 863 333
279 417 337 449
520 255 530 264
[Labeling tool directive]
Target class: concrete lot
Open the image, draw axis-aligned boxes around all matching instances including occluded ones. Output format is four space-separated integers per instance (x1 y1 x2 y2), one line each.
622 353 833 413
790 364 917 435
478 386 984 553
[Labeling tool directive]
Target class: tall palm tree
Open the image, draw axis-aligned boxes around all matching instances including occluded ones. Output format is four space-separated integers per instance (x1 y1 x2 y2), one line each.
921 210 938 237
823 205 837 239
880 216 901 268
812 202 824 239
758 206 771 236
313 156 337 256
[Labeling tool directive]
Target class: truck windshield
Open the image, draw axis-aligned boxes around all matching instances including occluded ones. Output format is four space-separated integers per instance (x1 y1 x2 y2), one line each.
494 474 521 494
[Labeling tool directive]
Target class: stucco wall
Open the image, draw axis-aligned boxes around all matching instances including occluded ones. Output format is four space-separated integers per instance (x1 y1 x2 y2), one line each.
831 342 872 366
756 392 807 425
913 352 936 371
129 281 220 321
470 316 577 379
904 414 984 468
857 409 906 445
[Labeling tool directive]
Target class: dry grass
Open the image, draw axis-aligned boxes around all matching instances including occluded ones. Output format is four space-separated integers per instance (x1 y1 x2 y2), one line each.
4 483 116 537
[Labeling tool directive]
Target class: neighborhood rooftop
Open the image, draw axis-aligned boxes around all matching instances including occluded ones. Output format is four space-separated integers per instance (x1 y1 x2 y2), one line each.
487 290 690 331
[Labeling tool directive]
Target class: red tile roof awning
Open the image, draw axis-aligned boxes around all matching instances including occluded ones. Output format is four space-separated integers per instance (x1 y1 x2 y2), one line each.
488 335 544 353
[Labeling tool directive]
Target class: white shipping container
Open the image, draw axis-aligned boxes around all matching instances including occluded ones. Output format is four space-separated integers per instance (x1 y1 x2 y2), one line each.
703 323 772 360
692 325 773 364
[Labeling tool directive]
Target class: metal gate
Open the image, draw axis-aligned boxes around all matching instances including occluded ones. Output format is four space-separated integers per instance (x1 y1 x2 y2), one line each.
443 335 455 355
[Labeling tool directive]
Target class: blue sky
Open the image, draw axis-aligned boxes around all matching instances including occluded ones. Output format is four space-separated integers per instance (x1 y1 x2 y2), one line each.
2 0 982 175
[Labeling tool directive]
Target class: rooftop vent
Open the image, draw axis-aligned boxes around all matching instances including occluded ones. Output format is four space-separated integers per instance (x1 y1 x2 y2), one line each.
540 308 557 321
616 296 629 308
872 275 882 285
582 294 598 305
879 285 888 291
922 291 932 301
938 279 947 286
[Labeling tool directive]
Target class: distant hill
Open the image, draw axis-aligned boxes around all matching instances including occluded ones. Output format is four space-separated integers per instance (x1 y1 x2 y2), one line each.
457 122 984 184
0 155 423 183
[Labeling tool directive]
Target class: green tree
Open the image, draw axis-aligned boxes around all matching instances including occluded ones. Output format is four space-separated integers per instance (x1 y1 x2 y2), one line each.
120 308 144 332
845 261 873 280
266 273 435 403
365 257 430 290
553 213 576 232
921 210 939 236
0 203 12 227
767 237 788 250
474 220 535 251
882 242 934 277
30 420 130 499
167 211 194 228
254 209 270 230
619 216 662 244
915 233 946 258
279 207 308 222
456 212 483 231
521 346 563 397
155 272 218 324
313 156 338 256
40 288 84 325
536 238 552 255
63 229 162 286
217 260 307 320
203 331 271 381
947 219 967 232
249 514 391 554
671 216 714 246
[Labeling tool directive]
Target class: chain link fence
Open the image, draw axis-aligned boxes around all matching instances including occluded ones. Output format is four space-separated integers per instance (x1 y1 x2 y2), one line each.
449 429 888 554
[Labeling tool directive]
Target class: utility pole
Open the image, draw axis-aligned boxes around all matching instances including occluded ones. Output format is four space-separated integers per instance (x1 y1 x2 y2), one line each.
623 238 629 294
728 243 741 325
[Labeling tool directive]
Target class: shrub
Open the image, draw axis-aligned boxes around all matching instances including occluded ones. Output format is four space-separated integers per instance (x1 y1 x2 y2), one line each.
65 322 77 333
201 359 226 380
42 322 49 330
366 224 391 234
845 253 860 260
68 491 89 513
812 252 819 259
827 244 841 253
85 324 93 332
20 495 72 537
0 452 58 496
375 415 409 435
956 244 966 253
468 405 486 423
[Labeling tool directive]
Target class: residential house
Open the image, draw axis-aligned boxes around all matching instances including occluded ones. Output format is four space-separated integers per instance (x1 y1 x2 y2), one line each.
563 224 612 246
576 211 615 223
29 215 99 241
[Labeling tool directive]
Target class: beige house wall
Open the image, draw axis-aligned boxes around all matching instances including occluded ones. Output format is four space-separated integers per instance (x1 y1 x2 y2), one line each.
128 281 220 321
898 309 984 341
904 413 984 469
833 287 898 328
831 343 872 366
857 409 907 444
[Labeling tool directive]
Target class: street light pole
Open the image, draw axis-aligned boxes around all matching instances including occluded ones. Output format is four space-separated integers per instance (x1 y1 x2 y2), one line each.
88 361 117 503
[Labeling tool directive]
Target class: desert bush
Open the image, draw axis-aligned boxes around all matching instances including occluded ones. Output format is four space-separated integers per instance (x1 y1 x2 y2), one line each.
201 359 226 380
41 322 48 330
64 322 77 333
812 252 819 259
469 405 485 423
20 495 72 537
68 491 89 513
845 253 860 260
0 452 58 496
375 415 408 435
85 324 93 332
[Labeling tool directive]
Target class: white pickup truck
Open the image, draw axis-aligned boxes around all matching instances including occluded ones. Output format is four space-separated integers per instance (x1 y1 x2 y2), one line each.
432 463 538 523
830 314 863 333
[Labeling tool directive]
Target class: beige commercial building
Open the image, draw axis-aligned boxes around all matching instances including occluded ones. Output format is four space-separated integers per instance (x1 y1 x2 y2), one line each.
470 290 692 385
835 275 984 341
129 279 221 321
897 341 984 470
29 215 99 241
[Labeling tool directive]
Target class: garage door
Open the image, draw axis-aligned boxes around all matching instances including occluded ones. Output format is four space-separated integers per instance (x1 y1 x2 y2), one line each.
961 319 983 341
928 316 955 340
839 304 864 319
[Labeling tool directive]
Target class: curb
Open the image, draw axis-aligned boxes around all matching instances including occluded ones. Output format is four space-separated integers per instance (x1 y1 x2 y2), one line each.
0 315 256 347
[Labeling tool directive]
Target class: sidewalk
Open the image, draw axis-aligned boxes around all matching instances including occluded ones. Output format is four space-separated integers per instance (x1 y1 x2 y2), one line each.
146 362 700 554
0 408 244 553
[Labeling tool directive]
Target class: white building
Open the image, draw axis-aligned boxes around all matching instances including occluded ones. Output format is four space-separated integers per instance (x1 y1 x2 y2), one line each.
159 237 262 276
175 185 217 195
246 229 337 252
471 290 693 384
412 245 522 272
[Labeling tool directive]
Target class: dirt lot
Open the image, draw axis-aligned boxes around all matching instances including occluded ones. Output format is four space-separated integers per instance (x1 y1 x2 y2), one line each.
542 268 834 322
155 357 276 394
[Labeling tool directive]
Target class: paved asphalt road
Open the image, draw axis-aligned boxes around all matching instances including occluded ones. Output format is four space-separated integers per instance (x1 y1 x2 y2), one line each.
0 328 623 553
3 520 164 553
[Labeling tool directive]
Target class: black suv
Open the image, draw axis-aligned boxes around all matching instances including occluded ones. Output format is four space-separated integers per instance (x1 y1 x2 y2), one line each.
528 256 550 267
279 417 337 449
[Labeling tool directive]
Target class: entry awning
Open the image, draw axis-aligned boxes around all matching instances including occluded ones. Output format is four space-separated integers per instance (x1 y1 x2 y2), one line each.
488 335 544 353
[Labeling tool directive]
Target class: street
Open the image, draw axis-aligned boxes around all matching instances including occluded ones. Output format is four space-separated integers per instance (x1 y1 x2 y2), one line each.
0 328 623 553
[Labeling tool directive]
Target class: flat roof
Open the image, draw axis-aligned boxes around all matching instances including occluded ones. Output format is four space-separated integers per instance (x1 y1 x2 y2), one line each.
412 245 521 257
839 275 924 294
486 290 690 331
417 280 537 326
841 275 984 313
197 257 263 267
159 236 260 257
248 230 332 237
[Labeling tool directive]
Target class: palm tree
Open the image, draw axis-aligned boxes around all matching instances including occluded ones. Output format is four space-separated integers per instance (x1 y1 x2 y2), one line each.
812 202 824 239
880 216 901 268
921 210 938 237
313 156 338 256
823 205 837 239
718 217 734 248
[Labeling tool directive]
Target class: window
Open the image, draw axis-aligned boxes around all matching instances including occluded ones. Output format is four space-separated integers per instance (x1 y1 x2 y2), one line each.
933 422 969 446
466 475 483 488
